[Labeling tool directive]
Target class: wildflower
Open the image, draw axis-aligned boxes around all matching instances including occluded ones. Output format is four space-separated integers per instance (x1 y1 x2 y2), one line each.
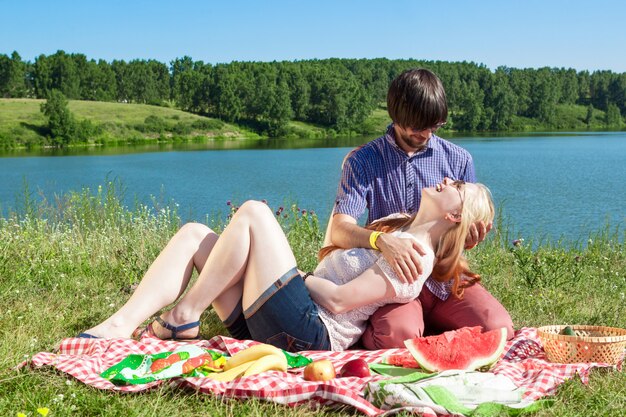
301 210 307 215
512 238 524 247
17 413 27 417
37 408 50 416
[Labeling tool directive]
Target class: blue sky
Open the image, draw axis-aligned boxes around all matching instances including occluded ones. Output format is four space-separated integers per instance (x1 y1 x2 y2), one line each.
1 0 625 72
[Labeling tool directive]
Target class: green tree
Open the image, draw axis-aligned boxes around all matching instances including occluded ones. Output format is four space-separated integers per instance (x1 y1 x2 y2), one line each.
40 90 75 145
485 68 516 130
605 103 622 128
577 71 591 104
170 56 194 102
558 69 579 104
528 68 558 125
265 74 293 136
508 68 532 116
608 74 626 115
75 58 116 101
0 51 28 97
585 104 594 126
111 60 131 102
212 65 243 122
455 80 485 131
590 70 611 110
52 51 81 98
284 64 310 120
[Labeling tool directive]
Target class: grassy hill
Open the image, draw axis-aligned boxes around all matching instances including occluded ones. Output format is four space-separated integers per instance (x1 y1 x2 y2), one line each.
0 99 261 148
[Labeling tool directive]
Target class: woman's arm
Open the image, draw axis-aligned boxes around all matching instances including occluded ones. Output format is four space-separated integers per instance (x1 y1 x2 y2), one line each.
304 264 396 314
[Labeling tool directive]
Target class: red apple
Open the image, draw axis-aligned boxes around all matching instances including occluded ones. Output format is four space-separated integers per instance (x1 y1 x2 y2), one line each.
339 358 370 378
303 359 336 381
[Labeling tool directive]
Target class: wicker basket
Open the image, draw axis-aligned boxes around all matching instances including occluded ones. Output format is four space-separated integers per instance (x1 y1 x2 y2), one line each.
537 325 626 364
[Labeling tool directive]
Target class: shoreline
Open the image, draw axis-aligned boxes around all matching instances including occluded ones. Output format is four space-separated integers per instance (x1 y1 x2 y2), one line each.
1 98 624 151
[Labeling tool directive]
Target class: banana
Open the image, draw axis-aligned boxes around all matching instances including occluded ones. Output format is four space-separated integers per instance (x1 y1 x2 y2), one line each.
243 352 288 377
224 343 284 371
206 361 255 382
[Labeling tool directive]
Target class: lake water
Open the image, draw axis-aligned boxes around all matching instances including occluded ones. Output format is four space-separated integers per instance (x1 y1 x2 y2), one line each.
1 132 625 244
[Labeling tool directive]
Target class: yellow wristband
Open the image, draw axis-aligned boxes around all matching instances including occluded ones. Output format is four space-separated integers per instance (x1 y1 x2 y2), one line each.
369 231 383 250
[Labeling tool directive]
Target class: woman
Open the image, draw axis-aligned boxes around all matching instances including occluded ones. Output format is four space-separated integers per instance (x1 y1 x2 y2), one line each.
80 178 494 352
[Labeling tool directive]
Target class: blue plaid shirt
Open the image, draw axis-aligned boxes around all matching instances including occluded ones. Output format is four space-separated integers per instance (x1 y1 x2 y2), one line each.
333 124 476 299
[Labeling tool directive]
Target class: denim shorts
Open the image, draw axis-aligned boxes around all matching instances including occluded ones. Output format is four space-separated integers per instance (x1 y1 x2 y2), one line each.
222 267 331 352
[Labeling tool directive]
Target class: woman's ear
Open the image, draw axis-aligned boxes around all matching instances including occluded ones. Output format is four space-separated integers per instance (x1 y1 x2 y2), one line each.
444 212 462 223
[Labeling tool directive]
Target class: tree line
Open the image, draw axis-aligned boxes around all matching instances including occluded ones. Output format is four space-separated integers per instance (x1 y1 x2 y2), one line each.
1 50 624 135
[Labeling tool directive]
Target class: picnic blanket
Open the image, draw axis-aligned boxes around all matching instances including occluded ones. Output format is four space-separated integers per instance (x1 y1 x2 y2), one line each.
21 327 623 416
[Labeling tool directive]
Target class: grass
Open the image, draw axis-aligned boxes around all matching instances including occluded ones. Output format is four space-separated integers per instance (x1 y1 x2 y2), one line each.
1 182 625 416
0 99 260 148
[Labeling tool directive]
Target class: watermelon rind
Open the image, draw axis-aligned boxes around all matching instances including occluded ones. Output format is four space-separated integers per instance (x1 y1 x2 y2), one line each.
403 327 507 372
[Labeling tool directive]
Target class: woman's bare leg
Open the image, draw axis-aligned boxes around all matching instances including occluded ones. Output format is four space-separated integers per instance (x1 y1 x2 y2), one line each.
82 223 218 338
154 200 298 337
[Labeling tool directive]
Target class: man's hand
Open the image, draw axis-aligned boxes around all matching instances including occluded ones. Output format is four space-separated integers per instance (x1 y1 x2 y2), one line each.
464 221 493 249
376 233 426 284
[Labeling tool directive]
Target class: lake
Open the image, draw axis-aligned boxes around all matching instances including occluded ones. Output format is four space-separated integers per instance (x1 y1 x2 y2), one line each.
1 132 625 244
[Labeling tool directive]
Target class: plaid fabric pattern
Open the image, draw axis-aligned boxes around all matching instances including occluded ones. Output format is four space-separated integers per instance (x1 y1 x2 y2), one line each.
333 125 476 301
22 328 622 416
333 125 476 225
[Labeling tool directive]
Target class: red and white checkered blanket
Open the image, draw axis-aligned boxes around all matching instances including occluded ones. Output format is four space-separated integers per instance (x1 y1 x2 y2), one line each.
22 327 621 416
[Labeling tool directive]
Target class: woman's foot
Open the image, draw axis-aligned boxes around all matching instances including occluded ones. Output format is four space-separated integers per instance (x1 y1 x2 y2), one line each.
140 312 201 340
79 321 134 339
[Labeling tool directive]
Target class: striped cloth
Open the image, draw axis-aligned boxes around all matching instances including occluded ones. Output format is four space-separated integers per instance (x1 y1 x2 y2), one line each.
21 328 622 416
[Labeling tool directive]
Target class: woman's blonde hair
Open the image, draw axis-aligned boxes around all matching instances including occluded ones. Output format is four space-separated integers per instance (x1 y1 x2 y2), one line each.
319 183 495 298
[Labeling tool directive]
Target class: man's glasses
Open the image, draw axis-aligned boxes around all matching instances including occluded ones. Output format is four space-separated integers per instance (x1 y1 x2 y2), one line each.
409 121 446 133
424 121 447 132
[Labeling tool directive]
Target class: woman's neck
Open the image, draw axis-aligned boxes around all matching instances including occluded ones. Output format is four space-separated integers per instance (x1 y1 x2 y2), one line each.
404 209 455 253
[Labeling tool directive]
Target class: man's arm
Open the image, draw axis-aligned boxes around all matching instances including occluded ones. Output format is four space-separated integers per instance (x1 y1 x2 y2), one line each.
328 213 371 249
330 213 425 283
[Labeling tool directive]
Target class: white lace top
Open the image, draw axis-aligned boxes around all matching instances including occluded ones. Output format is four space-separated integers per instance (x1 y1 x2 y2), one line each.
313 231 434 351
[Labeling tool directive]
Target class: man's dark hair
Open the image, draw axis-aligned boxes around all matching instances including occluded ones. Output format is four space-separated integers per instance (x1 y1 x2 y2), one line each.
387 68 448 130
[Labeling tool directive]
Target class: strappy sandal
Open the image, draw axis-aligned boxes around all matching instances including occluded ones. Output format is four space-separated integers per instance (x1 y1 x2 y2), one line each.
141 316 201 341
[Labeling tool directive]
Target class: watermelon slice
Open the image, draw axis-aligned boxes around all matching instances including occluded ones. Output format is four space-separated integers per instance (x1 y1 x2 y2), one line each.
404 326 507 372
386 351 420 368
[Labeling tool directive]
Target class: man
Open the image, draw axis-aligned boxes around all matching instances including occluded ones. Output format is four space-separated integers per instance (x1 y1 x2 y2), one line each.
329 68 513 349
